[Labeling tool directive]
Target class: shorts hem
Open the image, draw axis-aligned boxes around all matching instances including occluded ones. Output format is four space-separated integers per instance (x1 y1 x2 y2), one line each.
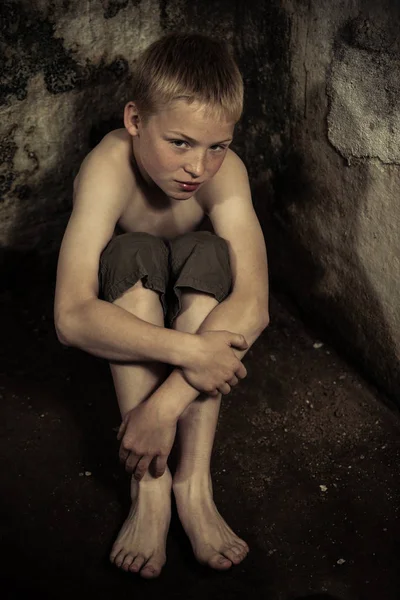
105 271 166 306
173 276 229 302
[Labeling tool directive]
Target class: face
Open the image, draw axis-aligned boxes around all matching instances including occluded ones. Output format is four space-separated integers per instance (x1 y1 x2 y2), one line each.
125 99 235 200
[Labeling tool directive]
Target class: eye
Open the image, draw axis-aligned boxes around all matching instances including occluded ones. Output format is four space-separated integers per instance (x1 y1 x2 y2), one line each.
210 144 228 151
171 140 189 148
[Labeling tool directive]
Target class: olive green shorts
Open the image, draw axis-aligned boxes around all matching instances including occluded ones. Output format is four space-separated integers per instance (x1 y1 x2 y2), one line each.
98 231 233 327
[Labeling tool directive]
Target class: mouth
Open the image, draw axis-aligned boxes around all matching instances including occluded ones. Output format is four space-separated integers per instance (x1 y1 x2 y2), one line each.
175 180 202 191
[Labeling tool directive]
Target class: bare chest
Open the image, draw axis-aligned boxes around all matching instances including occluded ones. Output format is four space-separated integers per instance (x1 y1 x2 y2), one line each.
117 189 210 241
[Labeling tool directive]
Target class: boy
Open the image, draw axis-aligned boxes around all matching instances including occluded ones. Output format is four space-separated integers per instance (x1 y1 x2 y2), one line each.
54 33 269 579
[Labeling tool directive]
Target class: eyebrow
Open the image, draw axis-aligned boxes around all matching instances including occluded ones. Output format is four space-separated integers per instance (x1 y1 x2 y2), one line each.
167 131 233 145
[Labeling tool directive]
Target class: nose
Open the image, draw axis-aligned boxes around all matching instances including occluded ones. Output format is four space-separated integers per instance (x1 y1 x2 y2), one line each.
183 151 206 178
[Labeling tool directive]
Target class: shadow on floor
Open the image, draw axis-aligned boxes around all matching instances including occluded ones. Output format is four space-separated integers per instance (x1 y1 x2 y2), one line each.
1 274 400 600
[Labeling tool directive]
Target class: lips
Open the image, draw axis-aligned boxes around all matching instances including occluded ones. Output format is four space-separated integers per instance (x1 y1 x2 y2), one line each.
176 180 201 185
175 180 202 192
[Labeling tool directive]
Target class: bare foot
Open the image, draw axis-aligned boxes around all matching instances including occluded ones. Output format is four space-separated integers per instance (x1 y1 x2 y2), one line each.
172 475 249 570
110 468 172 578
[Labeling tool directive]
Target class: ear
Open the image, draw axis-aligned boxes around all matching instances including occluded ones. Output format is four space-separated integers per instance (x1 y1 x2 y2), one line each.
124 101 141 137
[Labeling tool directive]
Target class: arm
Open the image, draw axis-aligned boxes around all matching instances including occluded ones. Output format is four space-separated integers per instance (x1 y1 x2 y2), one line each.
54 134 194 367
148 150 270 419
116 296 263 478
148 296 266 420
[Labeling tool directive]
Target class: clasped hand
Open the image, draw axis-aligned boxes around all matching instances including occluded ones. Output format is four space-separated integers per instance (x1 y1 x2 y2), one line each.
118 329 249 480
117 400 177 481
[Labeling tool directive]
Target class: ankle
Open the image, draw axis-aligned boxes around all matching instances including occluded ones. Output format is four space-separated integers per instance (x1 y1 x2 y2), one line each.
172 471 212 492
132 465 173 490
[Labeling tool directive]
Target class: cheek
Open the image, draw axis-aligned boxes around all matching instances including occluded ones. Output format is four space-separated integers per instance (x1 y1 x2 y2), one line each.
154 145 178 171
143 147 170 174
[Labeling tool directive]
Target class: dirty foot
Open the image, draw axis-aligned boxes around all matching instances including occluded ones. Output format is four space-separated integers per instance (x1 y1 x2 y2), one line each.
110 468 172 578
172 475 249 570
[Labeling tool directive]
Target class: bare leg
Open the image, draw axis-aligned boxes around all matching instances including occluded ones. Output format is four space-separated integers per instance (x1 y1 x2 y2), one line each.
109 280 172 578
171 289 249 569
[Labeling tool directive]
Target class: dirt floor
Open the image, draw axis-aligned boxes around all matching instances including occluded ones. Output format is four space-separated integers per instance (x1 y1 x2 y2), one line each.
1 269 400 600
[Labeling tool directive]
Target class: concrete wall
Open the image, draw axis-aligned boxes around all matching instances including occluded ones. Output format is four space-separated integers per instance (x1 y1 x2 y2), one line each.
1 0 399 401
255 0 400 400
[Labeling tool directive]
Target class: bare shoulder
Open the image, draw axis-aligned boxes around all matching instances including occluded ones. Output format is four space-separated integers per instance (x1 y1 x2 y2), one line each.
197 149 250 215
65 127 135 266
55 129 136 312
73 128 134 201
196 152 269 310
221 148 247 171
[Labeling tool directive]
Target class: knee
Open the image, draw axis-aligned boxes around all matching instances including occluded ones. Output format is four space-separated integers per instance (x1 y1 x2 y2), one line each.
178 288 219 313
114 279 164 323
169 231 232 331
100 233 168 323
172 290 219 333
100 233 169 296
113 277 149 303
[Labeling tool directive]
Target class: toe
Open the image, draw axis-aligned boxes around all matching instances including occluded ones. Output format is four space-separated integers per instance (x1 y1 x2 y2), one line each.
140 556 164 579
237 539 249 553
234 541 249 556
209 553 232 570
141 566 159 579
232 545 248 562
122 554 135 571
113 549 126 568
129 554 146 573
222 546 242 564
110 545 122 564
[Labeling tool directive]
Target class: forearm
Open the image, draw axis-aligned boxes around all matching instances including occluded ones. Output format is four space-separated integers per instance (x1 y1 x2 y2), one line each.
56 297 195 365
151 296 268 419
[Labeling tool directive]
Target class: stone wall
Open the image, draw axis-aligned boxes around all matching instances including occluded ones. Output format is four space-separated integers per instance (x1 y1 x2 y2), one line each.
0 0 162 255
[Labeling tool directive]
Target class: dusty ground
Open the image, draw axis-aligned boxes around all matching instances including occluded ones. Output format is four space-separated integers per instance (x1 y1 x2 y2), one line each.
1 265 400 600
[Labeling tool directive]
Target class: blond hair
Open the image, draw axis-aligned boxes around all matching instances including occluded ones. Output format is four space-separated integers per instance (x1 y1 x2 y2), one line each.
131 32 243 124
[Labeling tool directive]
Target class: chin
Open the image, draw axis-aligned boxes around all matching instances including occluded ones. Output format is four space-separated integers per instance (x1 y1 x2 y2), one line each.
167 189 194 200
168 194 191 201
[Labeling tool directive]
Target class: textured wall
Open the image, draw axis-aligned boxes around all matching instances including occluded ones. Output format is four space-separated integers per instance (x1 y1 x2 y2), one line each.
0 0 161 255
254 0 400 400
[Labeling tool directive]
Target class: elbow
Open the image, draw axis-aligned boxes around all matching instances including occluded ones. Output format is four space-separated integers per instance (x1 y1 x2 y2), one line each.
254 296 269 330
251 310 269 334
249 303 269 333
54 308 75 347
259 312 270 331
256 300 270 330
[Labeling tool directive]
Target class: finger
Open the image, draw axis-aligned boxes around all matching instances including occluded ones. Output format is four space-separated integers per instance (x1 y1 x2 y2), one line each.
152 455 167 478
119 444 130 464
125 452 141 474
117 418 127 441
134 456 152 481
218 383 231 396
228 376 239 387
230 333 248 349
236 363 247 379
